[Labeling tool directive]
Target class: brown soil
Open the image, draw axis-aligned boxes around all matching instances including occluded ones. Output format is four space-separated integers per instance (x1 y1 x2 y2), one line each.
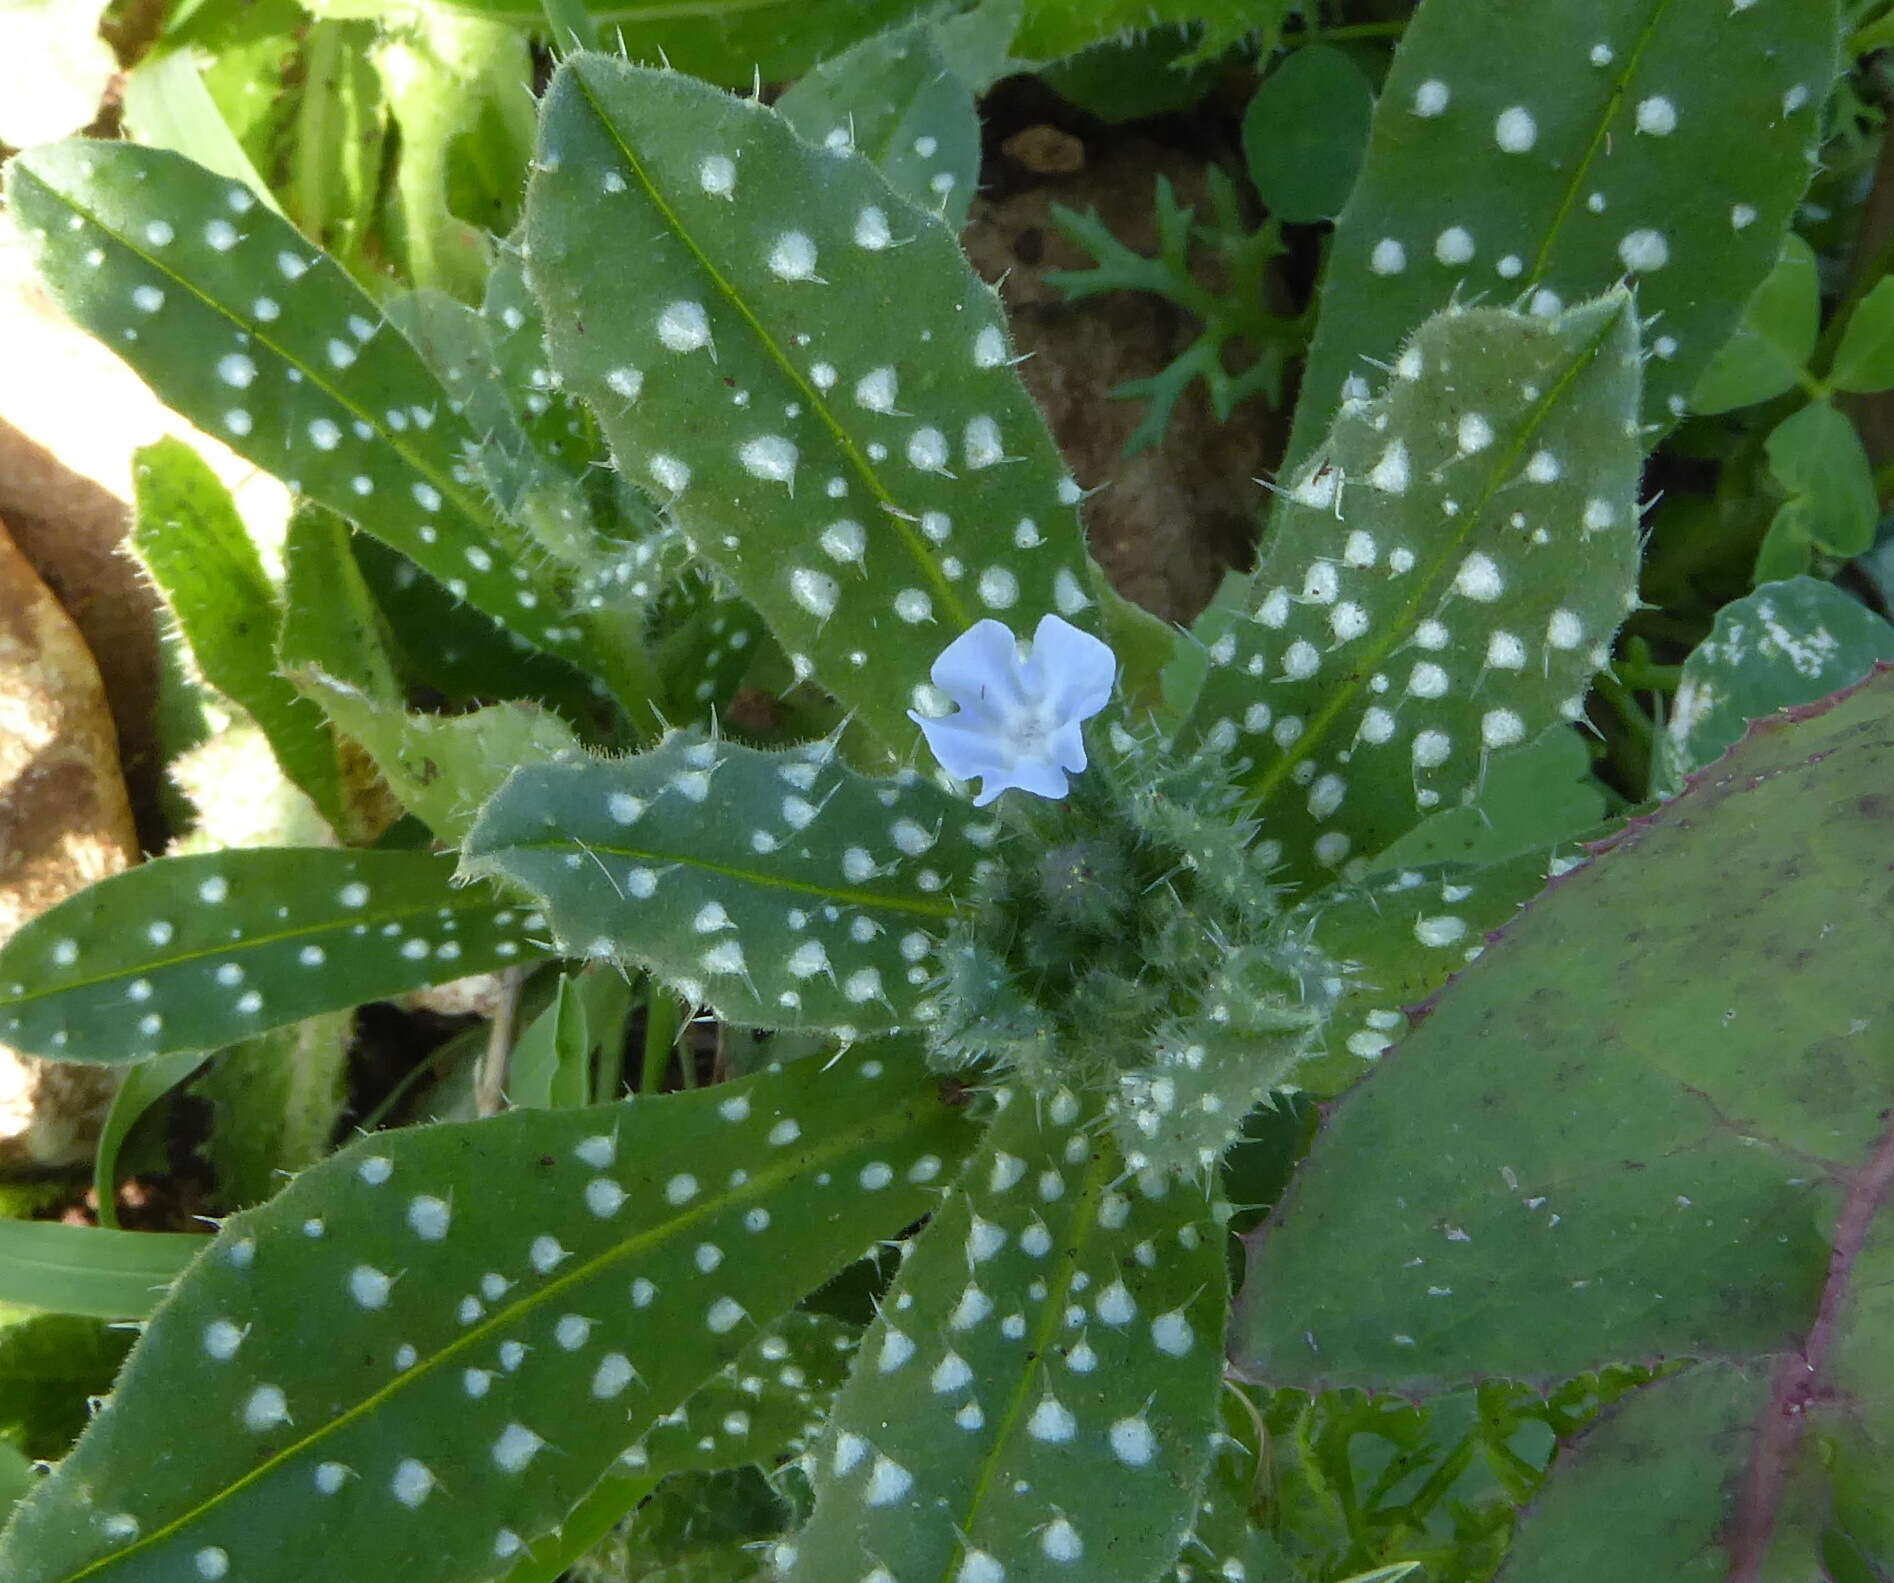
963 74 1286 627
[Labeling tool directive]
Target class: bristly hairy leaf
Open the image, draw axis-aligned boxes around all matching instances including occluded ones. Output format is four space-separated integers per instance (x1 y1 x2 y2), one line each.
461 732 985 1034
1285 0 1840 460
3 141 635 700
787 1085 1228 1583
523 55 1158 756
0 850 545 1063
0 1049 976 1583
1180 293 1641 887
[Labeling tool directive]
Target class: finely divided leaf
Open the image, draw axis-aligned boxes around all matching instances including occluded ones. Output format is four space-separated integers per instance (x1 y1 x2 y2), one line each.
787 1087 1228 1583
0 1050 976 1583
0 850 545 1063
1181 294 1641 888
524 55 1114 755
1286 0 1840 457
461 732 979 1034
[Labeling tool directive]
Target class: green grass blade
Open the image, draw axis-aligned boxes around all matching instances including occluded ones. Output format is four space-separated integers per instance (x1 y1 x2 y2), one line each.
0 1221 201 1321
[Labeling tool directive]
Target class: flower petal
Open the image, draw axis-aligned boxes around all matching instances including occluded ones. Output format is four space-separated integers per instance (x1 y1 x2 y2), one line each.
913 714 1007 787
1046 718 1089 778
1021 614 1116 724
929 619 1028 713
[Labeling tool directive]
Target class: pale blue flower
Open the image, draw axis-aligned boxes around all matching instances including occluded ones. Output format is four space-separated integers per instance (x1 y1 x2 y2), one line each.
910 614 1116 806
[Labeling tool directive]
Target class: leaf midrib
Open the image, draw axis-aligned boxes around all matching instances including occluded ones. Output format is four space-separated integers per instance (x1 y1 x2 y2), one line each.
58 1075 944 1583
15 159 535 585
1 889 521 1014
474 834 959 920
1523 0 1681 291
566 62 973 632
1236 300 1628 815
939 1139 1113 1581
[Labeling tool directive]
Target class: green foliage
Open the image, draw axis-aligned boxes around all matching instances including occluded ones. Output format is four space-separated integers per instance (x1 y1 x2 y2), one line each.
0 1309 134 1465
8 9 1891 1579
191 1015 355 1209
0 1050 975 1583
524 56 1143 755
1689 234 1820 414
1180 292 1642 889
462 732 976 1034
1013 0 1296 61
1289 850 1565 1097
1050 173 1303 454
509 974 596 1109
1237 670 1894 1570
3 142 635 700
787 1089 1229 1583
0 850 544 1062
94 1052 207 1229
1287 0 1841 462
1374 727 1606 871
279 506 588 844
1758 399 1880 579
1828 271 1894 392
1659 576 1894 791
131 439 347 833
0 1221 199 1321
1242 44 1375 226
775 20 981 224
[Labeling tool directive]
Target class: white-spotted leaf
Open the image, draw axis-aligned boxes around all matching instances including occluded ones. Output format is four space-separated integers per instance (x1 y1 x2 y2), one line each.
1181 294 1642 888
0 850 545 1063
461 732 981 1034
0 1050 976 1583
786 1086 1228 1583
3 141 617 687
1660 578 1894 794
523 55 1129 755
1286 0 1840 457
